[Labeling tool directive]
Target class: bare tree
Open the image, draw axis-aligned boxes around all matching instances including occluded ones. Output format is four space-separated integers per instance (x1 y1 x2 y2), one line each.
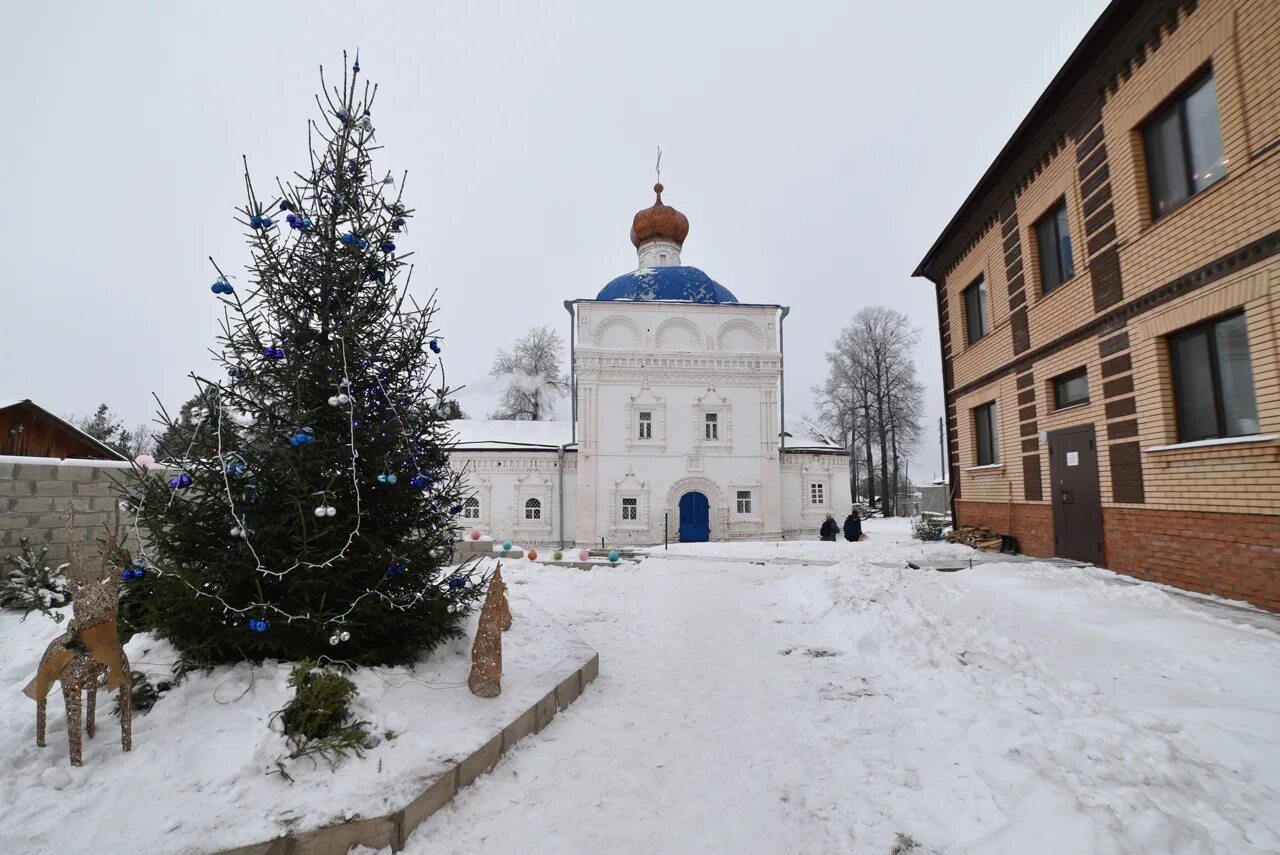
490 326 571 421
814 307 924 516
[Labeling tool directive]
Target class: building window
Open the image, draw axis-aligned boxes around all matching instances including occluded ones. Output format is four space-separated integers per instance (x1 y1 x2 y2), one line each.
809 483 824 505
973 403 999 465
1035 199 1075 293
705 412 719 440
1168 312 1259 442
963 277 989 345
1052 368 1089 410
524 497 542 521
621 497 638 520
1143 72 1226 219
736 490 752 514
638 411 652 439
462 497 480 519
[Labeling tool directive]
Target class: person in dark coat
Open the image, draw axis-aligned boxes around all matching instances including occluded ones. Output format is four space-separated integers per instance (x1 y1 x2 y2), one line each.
819 514 839 541
843 510 862 542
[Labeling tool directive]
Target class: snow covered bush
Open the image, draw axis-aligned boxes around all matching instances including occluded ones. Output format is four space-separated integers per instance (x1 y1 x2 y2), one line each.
1 537 70 621
911 516 944 542
271 659 371 779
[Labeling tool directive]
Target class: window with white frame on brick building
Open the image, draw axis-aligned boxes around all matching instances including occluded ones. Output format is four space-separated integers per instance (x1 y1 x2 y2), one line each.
524 497 542 520
1168 311 1259 442
637 411 652 439
736 490 752 515
963 276 989 345
973 402 999 465
704 412 719 441
810 483 825 505
621 497 638 520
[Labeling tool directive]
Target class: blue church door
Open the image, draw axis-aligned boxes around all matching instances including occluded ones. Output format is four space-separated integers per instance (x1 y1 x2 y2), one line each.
678 491 710 542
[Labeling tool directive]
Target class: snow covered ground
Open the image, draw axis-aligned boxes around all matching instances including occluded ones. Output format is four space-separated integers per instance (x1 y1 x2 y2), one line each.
1 595 592 854
395 518 1280 854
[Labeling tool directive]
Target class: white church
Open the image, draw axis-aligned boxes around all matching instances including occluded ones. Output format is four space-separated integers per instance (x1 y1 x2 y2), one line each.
450 183 843 547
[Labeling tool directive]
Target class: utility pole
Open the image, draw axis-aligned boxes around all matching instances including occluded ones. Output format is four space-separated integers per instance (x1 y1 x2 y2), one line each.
938 417 945 482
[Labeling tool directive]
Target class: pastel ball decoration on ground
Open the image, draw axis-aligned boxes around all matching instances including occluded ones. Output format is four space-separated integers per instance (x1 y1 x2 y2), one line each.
608 550 619 563
578 550 590 562
503 541 513 552
470 530 481 541
553 551 563 561
527 549 538 561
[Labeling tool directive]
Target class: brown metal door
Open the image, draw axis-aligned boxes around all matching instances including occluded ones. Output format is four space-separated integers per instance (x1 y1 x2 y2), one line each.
1048 425 1104 564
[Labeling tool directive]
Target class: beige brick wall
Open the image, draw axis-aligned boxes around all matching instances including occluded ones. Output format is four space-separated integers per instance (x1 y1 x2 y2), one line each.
941 0 1280 518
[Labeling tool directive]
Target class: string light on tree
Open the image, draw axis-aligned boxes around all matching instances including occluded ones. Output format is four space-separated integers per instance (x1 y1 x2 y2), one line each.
123 53 487 669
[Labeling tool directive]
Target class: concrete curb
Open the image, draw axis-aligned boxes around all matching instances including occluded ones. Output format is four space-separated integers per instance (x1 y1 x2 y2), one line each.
212 650 599 855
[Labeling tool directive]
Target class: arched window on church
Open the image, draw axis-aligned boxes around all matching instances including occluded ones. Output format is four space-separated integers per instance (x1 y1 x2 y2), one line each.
462 497 480 519
524 498 542 520
658 252 668 265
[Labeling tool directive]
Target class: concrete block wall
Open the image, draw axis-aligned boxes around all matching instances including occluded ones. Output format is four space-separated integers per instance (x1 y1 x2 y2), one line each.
0 457 165 563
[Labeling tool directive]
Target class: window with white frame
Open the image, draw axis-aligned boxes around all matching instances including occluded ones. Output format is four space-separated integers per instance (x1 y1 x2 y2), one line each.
810 483 825 505
462 497 480 519
736 490 752 515
638 411 652 439
705 412 719 440
621 497 638 520
524 498 542 520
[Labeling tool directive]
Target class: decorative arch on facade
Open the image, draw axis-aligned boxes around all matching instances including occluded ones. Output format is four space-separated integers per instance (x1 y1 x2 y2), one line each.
715 318 766 353
593 314 643 350
664 475 730 541
654 316 706 352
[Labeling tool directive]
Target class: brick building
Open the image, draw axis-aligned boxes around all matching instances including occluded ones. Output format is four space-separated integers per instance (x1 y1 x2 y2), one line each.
914 0 1279 610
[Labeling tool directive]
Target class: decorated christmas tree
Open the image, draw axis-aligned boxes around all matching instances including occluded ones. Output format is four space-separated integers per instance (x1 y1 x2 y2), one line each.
124 54 483 667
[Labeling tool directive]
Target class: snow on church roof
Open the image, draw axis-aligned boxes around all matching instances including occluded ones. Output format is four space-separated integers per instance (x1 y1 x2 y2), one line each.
448 419 574 451
783 420 843 453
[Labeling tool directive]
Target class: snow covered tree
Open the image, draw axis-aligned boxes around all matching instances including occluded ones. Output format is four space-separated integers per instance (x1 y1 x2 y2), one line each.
489 326 570 421
123 55 484 668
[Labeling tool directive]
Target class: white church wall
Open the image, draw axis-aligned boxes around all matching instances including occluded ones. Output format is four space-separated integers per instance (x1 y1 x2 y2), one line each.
575 300 783 545
780 452 843 539
452 451 577 549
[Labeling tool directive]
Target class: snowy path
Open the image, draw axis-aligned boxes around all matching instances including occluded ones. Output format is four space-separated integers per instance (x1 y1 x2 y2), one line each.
399 521 1280 854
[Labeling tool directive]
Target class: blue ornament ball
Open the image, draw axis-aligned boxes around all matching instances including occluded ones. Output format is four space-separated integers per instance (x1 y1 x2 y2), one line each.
409 475 429 489
247 618 270 633
608 550 619 563
379 241 396 253
503 540 513 551
448 577 466 589
429 339 441 354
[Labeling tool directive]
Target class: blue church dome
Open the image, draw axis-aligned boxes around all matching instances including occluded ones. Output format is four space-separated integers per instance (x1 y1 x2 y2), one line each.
596 265 738 304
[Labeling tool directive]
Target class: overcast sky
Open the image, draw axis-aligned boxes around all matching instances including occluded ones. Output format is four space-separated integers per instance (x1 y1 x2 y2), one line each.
2 0 1109 481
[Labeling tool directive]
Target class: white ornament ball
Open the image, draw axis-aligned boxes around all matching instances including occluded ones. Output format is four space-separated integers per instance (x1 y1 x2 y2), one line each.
230 526 241 537
329 634 340 646
314 506 326 518
326 506 337 517
339 630 351 642
328 396 339 406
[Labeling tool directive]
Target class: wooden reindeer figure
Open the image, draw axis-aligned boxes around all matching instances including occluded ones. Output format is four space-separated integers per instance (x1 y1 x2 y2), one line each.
23 509 133 766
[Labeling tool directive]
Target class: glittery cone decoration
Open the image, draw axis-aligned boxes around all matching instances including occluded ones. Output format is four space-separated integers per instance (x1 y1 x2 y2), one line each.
490 565 512 631
468 570 504 699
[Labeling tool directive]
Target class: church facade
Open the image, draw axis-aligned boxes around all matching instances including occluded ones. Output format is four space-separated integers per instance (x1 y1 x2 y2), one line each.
450 184 843 547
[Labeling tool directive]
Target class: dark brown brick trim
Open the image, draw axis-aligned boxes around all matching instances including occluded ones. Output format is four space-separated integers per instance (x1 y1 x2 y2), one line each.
1107 419 1139 439
1105 397 1137 418
1082 182 1113 217
1087 223 1117 255
1016 373 1036 390
1103 375 1135 398
1101 354 1133 377
1098 331 1130 357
